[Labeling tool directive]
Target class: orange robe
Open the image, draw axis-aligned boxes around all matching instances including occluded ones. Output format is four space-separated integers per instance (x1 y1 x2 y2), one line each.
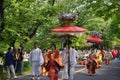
87 54 97 76
47 50 61 80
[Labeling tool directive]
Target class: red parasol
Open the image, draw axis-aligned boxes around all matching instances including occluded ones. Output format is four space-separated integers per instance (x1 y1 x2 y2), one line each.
87 36 103 43
51 25 86 77
51 25 86 35
51 13 86 77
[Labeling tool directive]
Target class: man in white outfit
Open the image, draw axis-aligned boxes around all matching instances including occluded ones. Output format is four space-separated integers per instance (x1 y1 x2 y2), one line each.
29 42 44 80
61 41 77 80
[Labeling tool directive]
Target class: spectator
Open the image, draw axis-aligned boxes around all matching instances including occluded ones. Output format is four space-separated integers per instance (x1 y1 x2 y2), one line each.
17 48 23 75
5 47 17 80
2 51 7 71
13 49 19 72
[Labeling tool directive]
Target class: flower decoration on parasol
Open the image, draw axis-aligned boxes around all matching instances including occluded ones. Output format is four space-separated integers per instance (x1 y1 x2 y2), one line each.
58 13 77 21
52 13 85 36
91 31 102 38
51 13 86 77
58 13 78 26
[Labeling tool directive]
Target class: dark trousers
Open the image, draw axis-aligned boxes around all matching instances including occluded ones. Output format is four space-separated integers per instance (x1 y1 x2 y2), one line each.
17 61 23 74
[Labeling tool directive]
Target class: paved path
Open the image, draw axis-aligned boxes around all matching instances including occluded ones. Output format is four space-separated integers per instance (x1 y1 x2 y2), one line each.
74 59 120 80
11 59 120 80
11 65 85 80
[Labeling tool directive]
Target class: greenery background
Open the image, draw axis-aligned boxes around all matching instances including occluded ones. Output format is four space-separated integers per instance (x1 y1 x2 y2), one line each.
0 0 120 52
0 0 120 78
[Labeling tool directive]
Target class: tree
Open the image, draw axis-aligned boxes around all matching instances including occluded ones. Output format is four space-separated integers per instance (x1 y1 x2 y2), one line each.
0 0 119 52
0 0 4 37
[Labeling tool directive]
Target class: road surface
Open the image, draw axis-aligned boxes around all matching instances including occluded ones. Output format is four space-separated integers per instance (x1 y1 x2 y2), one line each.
11 59 120 80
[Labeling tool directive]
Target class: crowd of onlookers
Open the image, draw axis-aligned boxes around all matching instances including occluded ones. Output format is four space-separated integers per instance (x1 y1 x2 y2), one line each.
1 47 24 80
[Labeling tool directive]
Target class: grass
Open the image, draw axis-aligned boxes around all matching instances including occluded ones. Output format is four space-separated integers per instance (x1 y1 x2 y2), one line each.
0 61 31 80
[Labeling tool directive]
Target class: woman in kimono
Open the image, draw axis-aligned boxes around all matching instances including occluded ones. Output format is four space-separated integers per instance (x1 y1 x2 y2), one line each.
46 44 62 80
100 49 105 60
96 50 102 69
87 54 97 76
61 41 77 80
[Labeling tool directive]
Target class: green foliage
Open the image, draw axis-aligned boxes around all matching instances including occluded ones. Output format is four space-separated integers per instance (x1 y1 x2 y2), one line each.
23 61 31 72
0 0 120 53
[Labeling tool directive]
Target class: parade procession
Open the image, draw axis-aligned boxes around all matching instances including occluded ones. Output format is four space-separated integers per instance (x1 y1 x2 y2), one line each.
0 0 120 80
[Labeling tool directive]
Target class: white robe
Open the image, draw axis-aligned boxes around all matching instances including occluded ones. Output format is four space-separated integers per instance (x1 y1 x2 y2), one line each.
29 48 44 76
104 52 113 60
61 48 77 80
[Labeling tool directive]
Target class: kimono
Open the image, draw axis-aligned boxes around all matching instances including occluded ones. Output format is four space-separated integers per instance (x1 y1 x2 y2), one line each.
111 50 118 59
87 54 97 76
29 48 44 77
100 50 105 60
104 52 113 65
95 51 102 69
47 50 62 80
42 53 48 76
61 48 77 80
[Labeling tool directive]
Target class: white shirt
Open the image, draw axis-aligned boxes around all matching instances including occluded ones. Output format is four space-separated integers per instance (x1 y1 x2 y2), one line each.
29 48 44 65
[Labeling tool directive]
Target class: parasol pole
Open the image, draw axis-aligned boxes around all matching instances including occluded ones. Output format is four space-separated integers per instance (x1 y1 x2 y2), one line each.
67 36 70 77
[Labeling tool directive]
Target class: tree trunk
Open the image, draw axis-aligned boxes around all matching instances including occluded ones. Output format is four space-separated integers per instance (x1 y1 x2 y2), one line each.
52 0 55 6
10 39 16 49
0 0 4 32
28 21 42 39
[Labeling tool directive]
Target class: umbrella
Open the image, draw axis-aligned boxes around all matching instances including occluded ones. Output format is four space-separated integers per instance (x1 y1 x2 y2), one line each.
51 25 86 77
87 36 103 43
52 25 86 36
51 13 86 77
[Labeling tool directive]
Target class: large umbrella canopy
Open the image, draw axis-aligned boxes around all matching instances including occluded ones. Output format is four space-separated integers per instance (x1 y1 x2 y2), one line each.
51 25 86 77
87 36 103 43
51 13 86 77
51 25 86 36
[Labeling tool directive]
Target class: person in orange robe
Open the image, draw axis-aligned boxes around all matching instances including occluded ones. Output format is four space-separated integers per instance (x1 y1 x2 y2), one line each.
46 44 62 80
86 54 97 76
100 49 105 60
